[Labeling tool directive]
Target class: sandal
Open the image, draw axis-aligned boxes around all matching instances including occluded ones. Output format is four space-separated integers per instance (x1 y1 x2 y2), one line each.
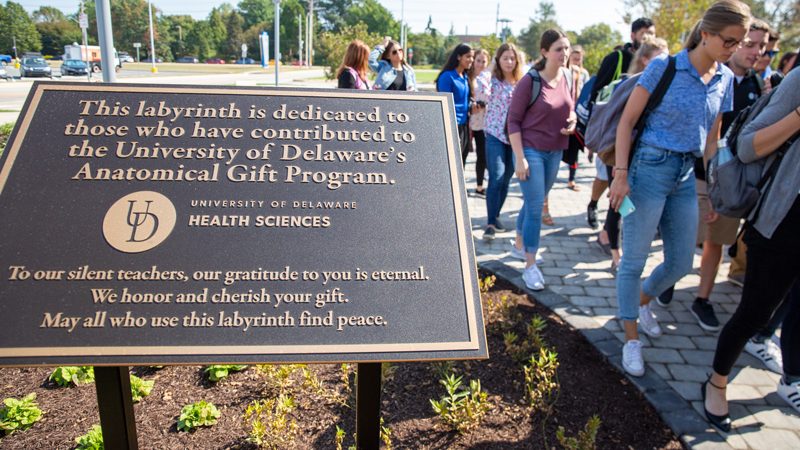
541 212 554 226
567 182 580 191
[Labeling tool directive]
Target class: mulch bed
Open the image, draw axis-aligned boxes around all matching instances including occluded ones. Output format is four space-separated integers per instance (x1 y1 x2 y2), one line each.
0 272 685 449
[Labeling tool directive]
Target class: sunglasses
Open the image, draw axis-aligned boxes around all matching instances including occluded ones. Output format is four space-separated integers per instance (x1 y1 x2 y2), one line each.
392 49 403 55
712 32 743 49
764 50 778 58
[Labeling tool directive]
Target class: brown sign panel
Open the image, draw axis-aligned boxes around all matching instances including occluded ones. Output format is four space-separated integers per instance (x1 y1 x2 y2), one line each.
0 82 487 366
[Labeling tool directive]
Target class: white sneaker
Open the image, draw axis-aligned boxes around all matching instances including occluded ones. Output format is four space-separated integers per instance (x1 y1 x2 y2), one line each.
744 338 783 374
622 340 645 377
638 303 662 338
508 240 544 264
522 265 545 291
777 378 800 414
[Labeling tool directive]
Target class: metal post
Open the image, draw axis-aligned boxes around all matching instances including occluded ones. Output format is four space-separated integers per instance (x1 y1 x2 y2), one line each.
298 13 303 66
147 0 157 73
95 366 138 449
274 0 281 86
80 1 90 82
356 363 382 450
308 0 314 66
95 0 116 82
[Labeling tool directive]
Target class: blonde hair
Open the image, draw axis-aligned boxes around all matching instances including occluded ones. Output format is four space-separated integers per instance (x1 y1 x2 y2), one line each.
491 43 524 82
684 0 751 50
629 36 669 74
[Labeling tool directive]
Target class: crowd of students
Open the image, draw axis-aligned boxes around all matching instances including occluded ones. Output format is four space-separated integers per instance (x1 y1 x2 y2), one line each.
334 0 800 430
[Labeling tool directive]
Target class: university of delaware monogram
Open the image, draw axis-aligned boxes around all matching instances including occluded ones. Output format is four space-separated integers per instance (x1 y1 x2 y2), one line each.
103 191 176 253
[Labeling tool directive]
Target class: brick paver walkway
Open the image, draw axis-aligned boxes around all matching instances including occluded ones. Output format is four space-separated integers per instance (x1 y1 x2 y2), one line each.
463 153 800 450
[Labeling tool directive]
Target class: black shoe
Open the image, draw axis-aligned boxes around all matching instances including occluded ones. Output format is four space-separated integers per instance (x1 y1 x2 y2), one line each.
483 226 496 240
494 220 507 232
474 187 486 198
656 286 674 307
587 205 598 229
691 299 721 331
701 379 731 433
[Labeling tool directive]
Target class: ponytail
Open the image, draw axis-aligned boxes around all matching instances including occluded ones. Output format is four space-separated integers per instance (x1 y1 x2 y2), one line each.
684 0 751 51
684 20 704 50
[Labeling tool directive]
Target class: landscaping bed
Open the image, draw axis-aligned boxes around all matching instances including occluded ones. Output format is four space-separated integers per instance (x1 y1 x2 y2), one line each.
0 272 684 449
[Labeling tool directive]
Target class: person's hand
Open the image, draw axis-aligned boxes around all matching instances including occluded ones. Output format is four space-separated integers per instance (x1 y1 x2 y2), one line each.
382 36 391 46
515 157 530 181
560 119 577 135
704 198 720 224
608 172 630 211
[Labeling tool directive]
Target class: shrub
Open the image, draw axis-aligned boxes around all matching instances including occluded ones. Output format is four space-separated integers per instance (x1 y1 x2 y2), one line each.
0 393 43 434
0 122 14 156
177 400 220 432
49 366 95 387
524 347 560 411
430 373 491 434
129 375 154 403
243 395 298 449
75 424 104 449
485 294 521 332
204 364 248 382
556 415 601 450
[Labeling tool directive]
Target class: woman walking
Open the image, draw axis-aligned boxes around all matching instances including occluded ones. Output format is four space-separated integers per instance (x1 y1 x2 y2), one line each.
563 45 591 191
704 63 800 430
508 30 576 290
607 0 747 378
436 44 475 164
337 40 371 90
469 49 491 197
368 37 417 91
481 43 525 240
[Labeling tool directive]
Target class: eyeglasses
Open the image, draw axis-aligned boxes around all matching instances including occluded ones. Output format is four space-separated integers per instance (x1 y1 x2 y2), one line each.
712 32 743 49
392 49 403 55
764 50 778 58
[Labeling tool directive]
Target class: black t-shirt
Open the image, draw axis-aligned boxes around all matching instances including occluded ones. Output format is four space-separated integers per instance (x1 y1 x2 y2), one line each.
387 69 406 91
590 43 635 103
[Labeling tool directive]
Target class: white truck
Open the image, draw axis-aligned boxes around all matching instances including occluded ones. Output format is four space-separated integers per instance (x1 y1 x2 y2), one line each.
64 44 121 73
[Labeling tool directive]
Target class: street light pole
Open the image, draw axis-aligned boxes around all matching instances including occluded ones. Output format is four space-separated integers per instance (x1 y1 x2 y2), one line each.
148 0 157 73
274 0 281 86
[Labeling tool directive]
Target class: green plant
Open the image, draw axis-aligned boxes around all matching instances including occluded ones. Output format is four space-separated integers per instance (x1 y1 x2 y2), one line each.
0 393 43 434
504 316 549 364
204 364 248 382
380 417 392 449
49 366 95 387
243 395 298 449
478 275 496 293
75 424 104 449
556 415 601 450
335 425 347 450
0 122 14 157
381 362 397 384
256 364 306 393
334 419 390 450
340 363 352 392
527 315 547 349
524 347 560 411
429 360 456 380
485 294 521 332
177 400 220 432
430 373 491 434
129 375 154 403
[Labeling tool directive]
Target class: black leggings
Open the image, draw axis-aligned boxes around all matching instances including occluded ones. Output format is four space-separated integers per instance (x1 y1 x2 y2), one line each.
459 124 471 166
713 196 800 377
473 130 487 187
604 164 621 249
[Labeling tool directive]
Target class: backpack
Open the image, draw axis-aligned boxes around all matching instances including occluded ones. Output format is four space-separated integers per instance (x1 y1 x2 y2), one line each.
706 89 797 219
584 56 676 166
504 67 573 141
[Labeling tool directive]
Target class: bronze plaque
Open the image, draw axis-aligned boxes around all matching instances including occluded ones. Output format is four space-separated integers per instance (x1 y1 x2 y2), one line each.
0 82 487 365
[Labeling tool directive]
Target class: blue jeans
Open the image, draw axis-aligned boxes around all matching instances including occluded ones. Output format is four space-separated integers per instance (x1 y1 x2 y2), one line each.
617 145 698 321
516 148 562 255
485 133 515 227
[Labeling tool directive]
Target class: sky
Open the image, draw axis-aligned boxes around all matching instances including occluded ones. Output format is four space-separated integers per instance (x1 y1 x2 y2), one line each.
18 0 635 41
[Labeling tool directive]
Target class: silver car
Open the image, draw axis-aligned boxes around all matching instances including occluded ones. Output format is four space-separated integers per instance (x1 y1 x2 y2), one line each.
0 63 10 81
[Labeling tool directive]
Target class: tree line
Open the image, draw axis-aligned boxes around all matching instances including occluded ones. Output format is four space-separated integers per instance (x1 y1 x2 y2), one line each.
0 0 796 73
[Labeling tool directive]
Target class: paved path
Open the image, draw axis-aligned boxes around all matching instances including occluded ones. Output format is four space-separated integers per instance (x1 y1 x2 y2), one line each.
463 153 800 449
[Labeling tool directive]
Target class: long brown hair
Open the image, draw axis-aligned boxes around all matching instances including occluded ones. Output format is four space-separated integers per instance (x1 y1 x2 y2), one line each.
336 40 370 79
684 0 751 50
533 29 567 71
380 40 409 69
491 43 524 82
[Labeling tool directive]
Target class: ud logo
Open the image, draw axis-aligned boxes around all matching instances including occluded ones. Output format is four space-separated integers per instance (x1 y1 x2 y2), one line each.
103 191 177 253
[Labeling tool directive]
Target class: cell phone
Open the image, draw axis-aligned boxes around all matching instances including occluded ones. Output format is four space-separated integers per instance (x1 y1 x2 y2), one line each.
619 196 636 218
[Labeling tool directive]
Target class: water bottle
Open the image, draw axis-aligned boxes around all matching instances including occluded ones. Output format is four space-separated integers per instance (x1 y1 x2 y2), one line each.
716 138 733 165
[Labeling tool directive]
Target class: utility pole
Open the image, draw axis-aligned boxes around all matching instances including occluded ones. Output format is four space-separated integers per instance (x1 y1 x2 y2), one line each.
80 1 90 81
95 0 116 82
274 0 280 86
307 0 314 66
495 3 499 37
498 18 511 42
298 13 303 65
147 0 157 73
400 0 405 50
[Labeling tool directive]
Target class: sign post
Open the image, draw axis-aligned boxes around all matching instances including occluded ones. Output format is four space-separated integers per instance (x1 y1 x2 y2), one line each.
0 83 487 444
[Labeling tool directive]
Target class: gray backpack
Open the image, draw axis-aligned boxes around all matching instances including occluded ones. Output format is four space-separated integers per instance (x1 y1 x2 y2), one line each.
706 89 796 219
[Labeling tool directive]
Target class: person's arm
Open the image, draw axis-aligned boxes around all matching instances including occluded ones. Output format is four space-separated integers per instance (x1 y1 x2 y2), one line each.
607 85 649 210
508 75 532 180
337 71 356 89
436 71 453 93
740 108 800 160
590 51 619 103
368 46 383 72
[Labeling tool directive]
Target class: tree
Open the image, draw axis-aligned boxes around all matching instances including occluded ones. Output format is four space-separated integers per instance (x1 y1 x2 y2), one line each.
0 1 42 55
344 0 400 38
32 6 67 23
32 6 80 57
517 1 561 61
316 21 381 77
574 23 622 74
318 0 352 32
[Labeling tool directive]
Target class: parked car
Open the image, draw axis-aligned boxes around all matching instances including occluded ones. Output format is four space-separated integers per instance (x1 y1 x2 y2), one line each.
141 57 163 63
235 57 256 64
0 54 11 64
176 56 199 63
20 55 52 78
61 59 89 76
0 63 10 81
205 58 225 64
118 52 134 63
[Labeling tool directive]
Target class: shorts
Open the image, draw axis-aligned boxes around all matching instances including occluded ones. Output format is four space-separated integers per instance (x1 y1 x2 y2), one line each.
595 156 608 181
696 179 741 246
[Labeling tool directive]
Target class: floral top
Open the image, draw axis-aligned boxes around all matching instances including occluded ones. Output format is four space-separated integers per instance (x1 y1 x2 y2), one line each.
469 71 491 131
484 77 516 144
